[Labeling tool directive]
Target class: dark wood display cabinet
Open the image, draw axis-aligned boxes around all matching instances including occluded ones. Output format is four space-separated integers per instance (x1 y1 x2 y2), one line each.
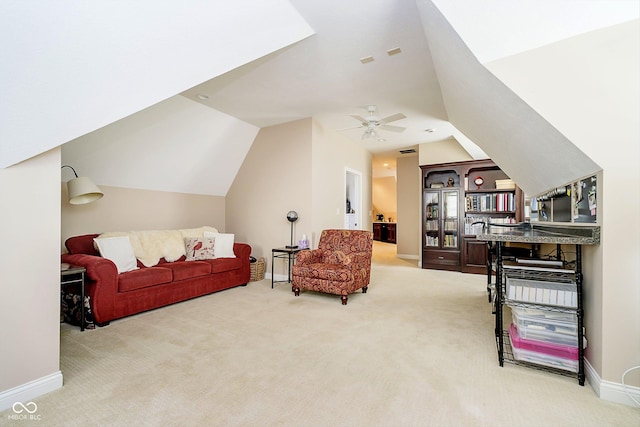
421 160 523 273
421 166 461 271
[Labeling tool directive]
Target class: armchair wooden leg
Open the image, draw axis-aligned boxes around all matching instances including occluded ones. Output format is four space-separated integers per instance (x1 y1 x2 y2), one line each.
341 295 348 305
362 286 368 293
294 287 300 296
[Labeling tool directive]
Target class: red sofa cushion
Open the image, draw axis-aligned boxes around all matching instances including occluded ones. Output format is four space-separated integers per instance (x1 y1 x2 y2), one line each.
118 267 173 292
163 261 212 281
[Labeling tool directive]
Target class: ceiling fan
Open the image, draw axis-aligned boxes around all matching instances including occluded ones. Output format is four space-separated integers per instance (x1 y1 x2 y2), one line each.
345 105 407 139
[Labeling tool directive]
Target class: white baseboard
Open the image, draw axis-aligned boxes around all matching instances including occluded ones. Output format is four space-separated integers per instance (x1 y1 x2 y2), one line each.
585 358 640 408
397 254 419 260
0 371 63 412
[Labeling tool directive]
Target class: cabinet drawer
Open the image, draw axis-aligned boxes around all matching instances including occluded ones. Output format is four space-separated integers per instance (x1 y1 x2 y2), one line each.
423 250 460 266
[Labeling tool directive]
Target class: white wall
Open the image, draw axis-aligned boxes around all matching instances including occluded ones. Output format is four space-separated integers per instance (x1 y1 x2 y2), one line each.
61 185 226 250
419 139 473 165
396 155 420 258
486 20 640 391
0 149 63 410
226 117 372 279
226 119 313 277
311 120 372 241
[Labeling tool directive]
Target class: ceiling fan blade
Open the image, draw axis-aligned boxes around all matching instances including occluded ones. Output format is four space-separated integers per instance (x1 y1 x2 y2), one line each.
380 113 406 124
349 114 368 125
380 124 406 133
336 125 365 132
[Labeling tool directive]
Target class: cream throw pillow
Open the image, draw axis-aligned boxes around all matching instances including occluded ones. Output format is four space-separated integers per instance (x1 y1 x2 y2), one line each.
204 232 236 258
94 236 139 273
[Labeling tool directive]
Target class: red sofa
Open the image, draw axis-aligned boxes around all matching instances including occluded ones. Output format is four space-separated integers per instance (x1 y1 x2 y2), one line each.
61 233 251 325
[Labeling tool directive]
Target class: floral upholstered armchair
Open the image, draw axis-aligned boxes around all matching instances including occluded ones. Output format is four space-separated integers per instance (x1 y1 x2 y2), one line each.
291 229 373 305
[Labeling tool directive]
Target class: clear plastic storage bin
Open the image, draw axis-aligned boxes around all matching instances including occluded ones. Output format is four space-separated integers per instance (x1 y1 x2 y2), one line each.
511 307 578 346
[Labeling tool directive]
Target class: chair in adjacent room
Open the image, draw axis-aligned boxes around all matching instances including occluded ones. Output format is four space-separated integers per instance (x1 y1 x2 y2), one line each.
291 229 373 305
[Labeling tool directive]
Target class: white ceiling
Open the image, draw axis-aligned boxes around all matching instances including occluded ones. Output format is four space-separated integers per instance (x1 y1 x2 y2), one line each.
181 0 639 174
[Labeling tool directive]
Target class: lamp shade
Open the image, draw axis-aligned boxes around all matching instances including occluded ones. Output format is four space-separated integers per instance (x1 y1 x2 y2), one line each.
67 176 104 205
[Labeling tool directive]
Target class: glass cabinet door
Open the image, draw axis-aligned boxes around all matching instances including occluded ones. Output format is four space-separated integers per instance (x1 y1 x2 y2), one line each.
443 190 459 248
424 191 439 247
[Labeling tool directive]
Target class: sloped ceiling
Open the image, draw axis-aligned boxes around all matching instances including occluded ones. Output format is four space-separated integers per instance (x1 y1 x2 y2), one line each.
3 0 638 197
0 0 313 169
418 0 604 194
432 0 639 64
62 97 259 196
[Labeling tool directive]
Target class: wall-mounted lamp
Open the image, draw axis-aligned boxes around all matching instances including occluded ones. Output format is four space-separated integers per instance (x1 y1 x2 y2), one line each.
61 165 103 205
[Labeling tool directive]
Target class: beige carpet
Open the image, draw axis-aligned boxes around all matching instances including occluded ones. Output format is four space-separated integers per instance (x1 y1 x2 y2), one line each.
3 242 638 426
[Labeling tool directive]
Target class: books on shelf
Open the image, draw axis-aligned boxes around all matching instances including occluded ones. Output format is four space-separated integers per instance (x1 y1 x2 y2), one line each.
425 234 439 246
425 220 439 231
443 234 457 247
465 192 516 213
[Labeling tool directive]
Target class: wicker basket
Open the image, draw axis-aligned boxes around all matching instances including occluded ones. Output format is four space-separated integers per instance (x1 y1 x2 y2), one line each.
250 257 266 282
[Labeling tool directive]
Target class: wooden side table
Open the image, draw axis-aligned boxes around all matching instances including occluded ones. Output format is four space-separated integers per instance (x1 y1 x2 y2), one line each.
61 265 86 331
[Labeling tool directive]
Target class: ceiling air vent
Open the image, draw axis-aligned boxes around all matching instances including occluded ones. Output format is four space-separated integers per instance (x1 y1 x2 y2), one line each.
387 47 402 56
399 149 416 154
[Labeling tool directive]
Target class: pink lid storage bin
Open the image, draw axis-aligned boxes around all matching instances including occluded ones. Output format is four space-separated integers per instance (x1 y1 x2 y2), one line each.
509 324 578 359
509 324 580 372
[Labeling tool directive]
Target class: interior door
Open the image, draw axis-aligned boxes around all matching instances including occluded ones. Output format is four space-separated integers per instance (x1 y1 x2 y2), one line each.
345 168 362 230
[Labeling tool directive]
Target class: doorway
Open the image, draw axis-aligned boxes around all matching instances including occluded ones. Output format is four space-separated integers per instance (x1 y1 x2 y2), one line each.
345 168 362 230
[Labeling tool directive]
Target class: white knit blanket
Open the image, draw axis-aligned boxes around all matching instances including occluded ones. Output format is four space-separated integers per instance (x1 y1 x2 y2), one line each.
98 226 218 267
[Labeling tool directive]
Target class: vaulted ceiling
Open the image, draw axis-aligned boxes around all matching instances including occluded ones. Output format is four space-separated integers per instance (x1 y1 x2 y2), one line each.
2 1 638 195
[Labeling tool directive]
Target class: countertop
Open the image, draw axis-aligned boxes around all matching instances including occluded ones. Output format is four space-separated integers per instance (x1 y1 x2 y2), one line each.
476 223 600 245
372 221 396 224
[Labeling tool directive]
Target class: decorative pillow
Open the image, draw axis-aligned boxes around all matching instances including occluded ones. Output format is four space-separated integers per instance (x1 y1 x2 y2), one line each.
204 232 236 258
184 237 216 261
94 236 139 273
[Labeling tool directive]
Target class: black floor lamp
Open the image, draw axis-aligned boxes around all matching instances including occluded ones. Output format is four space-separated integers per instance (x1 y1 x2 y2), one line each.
285 211 298 248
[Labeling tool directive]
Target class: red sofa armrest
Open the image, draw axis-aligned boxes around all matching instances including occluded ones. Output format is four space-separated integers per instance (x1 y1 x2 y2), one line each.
233 242 252 283
61 253 118 323
233 242 251 260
